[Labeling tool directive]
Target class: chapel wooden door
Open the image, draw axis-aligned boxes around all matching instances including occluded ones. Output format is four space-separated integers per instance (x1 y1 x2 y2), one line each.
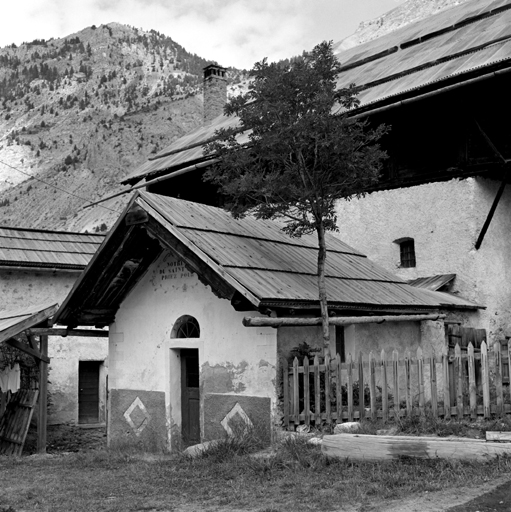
181 349 200 446
78 361 100 424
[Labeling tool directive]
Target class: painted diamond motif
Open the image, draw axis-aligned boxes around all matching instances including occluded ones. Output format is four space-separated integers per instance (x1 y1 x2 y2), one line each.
220 402 253 437
124 397 151 437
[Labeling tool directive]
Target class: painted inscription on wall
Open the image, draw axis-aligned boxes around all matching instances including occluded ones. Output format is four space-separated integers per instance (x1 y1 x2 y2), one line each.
158 253 193 281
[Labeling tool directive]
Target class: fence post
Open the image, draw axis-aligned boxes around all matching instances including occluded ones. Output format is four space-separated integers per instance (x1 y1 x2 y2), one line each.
507 338 511 406
467 342 477 419
455 343 464 420
494 342 503 416
314 355 321 426
430 350 437 418
358 352 365 421
293 357 299 424
381 349 388 422
325 353 331 425
369 351 377 421
405 351 412 418
336 354 342 424
417 347 425 417
304 356 310 426
393 350 399 420
443 348 451 419
347 353 354 422
481 342 490 418
283 358 289 429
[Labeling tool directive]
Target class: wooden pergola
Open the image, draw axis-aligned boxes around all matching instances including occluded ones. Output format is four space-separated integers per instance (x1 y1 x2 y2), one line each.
0 303 108 455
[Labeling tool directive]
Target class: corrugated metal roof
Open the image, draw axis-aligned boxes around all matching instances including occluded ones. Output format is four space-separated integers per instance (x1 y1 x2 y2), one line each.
123 0 511 185
139 192 480 310
0 302 58 344
408 274 456 291
0 227 104 270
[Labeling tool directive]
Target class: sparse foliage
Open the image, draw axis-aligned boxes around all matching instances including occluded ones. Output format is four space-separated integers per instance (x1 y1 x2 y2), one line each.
204 41 388 354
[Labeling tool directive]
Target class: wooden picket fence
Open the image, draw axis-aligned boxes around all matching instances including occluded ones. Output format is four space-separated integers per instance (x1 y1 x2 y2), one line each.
282 340 511 428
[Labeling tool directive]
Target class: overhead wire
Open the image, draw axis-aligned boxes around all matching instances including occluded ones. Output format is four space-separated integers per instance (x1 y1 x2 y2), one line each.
0 158 121 213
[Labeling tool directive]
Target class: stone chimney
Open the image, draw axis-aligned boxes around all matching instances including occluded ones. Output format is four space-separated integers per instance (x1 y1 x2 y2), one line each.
203 64 227 125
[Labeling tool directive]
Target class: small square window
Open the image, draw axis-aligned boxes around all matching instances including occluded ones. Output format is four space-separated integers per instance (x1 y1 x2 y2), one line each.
399 239 416 268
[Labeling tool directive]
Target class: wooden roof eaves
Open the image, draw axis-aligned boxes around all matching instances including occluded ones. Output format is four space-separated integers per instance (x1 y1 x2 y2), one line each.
136 196 262 309
0 303 58 344
53 194 140 326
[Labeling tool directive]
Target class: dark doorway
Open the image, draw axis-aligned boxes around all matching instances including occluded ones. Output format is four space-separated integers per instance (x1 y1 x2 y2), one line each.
78 361 101 424
180 349 200 446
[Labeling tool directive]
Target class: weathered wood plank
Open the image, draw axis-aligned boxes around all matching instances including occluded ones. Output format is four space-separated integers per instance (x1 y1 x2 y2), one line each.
38 335 48 454
486 432 511 442
282 359 289 429
494 342 503 416
455 343 464 419
243 314 447 327
443 350 451 419
430 350 437 418
347 354 354 422
5 338 50 364
417 347 424 417
293 357 299 425
335 354 342 424
381 349 388 422
468 343 477 420
322 434 511 462
393 350 399 420
369 351 377 421
314 356 321 426
405 351 412 417
303 357 310 426
27 328 109 338
481 342 490 418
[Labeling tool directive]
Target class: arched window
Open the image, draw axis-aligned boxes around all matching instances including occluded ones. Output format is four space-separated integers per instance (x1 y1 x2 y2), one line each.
171 315 200 338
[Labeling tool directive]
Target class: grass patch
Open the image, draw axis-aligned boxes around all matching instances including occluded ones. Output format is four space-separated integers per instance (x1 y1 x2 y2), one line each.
2 430 511 511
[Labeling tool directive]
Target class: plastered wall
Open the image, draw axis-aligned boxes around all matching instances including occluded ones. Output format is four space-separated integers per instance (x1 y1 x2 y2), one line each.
110 250 277 450
335 177 511 343
0 268 108 424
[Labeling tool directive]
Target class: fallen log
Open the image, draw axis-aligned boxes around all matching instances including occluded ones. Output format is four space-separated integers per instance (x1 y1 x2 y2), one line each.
321 433 511 462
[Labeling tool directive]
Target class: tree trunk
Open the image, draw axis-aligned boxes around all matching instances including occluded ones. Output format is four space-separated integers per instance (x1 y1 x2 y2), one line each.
316 222 330 358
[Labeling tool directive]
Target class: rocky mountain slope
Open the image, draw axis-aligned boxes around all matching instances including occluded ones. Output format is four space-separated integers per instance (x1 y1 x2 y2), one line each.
0 23 246 231
0 0 475 232
335 0 472 51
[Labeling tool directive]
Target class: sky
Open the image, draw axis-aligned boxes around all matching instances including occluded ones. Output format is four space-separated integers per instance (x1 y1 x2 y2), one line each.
0 0 406 69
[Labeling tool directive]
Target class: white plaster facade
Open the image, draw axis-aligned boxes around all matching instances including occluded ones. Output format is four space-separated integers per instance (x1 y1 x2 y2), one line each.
334 177 511 343
109 251 277 450
0 267 108 425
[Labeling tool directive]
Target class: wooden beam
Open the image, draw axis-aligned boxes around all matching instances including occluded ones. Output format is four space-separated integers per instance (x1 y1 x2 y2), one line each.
5 338 50 363
26 328 109 338
0 304 58 344
486 431 511 442
322 433 511 461
242 313 446 327
475 179 507 250
37 335 48 454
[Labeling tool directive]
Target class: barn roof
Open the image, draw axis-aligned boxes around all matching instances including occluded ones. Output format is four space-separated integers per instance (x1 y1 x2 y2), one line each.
54 192 481 327
122 0 511 187
0 227 105 270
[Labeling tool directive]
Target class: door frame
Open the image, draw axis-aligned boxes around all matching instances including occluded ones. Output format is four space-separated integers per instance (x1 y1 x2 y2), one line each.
168 339 203 451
